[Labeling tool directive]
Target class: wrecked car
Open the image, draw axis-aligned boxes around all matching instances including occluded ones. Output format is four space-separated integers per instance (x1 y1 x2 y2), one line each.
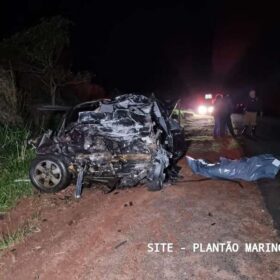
29 94 186 197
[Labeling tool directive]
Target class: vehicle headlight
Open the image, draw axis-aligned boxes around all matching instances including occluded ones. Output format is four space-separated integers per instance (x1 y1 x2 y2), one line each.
198 105 207 115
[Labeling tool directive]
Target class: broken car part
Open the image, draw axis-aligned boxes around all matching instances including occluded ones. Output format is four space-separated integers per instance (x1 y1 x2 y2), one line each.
29 94 186 196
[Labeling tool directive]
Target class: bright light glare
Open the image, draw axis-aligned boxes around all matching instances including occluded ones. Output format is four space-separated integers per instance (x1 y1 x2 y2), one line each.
198 105 207 115
205 94 212 100
208 106 214 113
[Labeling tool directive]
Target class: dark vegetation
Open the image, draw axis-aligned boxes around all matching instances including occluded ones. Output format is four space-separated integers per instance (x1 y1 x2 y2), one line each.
0 16 105 209
0 126 34 210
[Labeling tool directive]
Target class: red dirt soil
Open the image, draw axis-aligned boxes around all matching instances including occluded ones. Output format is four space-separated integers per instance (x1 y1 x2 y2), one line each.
0 138 280 280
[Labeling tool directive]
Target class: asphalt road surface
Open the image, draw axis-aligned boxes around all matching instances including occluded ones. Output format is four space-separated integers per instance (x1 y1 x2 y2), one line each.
233 114 280 231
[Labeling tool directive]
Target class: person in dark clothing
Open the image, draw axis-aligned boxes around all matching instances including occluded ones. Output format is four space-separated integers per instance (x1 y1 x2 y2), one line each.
224 94 236 137
213 94 226 138
242 89 262 136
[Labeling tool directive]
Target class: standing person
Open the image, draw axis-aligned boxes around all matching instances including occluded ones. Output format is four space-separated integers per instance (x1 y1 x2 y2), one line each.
224 94 236 137
242 89 262 136
213 94 226 138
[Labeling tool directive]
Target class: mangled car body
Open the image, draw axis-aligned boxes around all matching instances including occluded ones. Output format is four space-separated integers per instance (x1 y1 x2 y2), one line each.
29 94 186 197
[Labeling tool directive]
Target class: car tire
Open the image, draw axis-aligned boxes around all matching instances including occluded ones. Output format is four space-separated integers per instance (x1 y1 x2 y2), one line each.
29 154 71 193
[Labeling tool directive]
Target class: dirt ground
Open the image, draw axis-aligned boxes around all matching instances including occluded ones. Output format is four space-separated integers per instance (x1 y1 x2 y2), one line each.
0 115 280 280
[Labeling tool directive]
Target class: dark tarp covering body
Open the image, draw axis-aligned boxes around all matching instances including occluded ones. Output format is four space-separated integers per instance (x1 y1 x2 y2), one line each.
186 154 280 181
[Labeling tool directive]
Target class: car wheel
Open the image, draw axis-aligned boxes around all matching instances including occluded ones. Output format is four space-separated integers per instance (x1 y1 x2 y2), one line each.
29 155 71 193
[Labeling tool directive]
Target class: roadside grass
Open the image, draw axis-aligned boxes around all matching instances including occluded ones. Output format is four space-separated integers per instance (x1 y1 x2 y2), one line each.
0 126 34 211
0 214 40 251
0 223 32 251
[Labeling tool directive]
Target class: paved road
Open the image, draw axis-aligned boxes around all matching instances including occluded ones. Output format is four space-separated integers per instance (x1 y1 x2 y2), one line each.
233 114 280 231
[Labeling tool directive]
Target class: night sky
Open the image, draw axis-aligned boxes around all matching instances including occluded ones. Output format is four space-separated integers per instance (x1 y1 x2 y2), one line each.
1 0 280 103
